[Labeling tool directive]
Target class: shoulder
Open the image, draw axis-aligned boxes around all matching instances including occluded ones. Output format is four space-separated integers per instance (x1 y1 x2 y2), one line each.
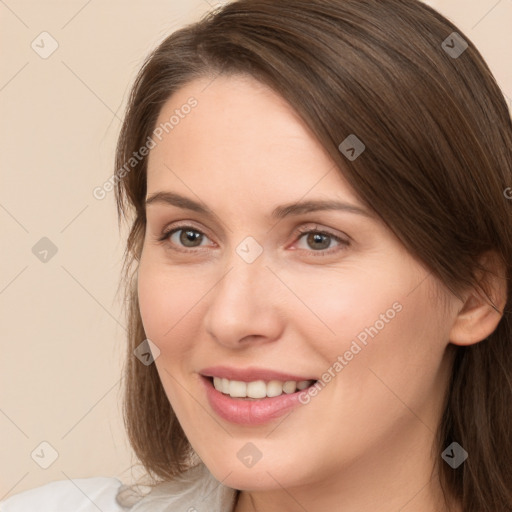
0 476 129 512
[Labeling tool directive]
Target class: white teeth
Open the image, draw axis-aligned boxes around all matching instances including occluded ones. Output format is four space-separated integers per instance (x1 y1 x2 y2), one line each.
229 380 247 397
211 377 315 398
283 381 297 394
247 380 267 398
267 380 284 397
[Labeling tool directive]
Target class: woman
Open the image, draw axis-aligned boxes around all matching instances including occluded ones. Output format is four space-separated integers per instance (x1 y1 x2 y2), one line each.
2 0 511 511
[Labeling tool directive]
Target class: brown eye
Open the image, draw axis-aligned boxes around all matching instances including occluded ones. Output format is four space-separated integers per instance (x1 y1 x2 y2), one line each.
177 228 204 247
302 232 332 250
159 225 212 252
294 227 350 256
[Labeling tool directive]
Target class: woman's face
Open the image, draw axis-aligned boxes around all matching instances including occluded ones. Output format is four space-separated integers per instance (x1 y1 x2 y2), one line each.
138 74 459 495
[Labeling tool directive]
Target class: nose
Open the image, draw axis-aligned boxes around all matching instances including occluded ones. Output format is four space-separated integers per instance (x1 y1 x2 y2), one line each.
202 253 285 349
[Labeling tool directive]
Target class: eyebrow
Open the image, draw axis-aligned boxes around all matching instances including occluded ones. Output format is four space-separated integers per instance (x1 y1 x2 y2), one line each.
145 191 373 220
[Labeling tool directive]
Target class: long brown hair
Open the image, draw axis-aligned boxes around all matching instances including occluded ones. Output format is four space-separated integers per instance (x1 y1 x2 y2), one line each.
114 1 512 509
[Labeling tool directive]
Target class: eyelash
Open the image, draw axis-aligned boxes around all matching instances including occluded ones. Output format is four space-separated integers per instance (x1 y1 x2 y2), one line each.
157 223 350 257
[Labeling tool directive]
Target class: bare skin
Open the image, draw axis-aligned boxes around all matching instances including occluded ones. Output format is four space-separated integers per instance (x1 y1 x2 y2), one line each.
138 73 505 512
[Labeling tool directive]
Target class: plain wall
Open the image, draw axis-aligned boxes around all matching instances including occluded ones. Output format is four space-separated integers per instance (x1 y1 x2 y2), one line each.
1 0 511 499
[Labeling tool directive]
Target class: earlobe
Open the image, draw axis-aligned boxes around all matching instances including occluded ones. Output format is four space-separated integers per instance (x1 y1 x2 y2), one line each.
449 251 508 347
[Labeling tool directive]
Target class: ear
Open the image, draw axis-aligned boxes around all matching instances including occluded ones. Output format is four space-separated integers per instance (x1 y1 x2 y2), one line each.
449 250 508 346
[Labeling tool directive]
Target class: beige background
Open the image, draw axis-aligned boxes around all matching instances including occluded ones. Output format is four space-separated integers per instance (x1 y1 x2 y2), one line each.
1 0 511 499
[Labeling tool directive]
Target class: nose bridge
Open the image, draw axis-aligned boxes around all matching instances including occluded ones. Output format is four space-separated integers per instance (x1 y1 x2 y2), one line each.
217 231 270 297
216 245 269 313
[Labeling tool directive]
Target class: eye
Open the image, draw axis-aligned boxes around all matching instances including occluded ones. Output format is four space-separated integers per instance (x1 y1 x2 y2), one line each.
294 225 350 256
158 224 213 253
157 223 350 257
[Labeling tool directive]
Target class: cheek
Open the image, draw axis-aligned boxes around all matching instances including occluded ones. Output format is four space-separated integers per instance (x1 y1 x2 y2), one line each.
290 266 406 358
137 263 170 341
137 261 201 407
303 264 446 395
343 282 449 414
137 256 206 344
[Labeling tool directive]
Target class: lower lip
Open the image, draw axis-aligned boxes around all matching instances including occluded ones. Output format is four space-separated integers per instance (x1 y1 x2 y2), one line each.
201 376 312 425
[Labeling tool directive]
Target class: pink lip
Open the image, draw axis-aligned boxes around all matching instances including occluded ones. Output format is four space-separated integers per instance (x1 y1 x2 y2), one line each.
200 365 316 382
199 371 317 426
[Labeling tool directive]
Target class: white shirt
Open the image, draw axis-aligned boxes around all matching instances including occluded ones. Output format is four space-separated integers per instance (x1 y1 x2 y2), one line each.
0 463 238 512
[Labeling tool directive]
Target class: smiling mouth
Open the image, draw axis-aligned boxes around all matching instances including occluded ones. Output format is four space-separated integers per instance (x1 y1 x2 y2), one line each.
207 376 318 399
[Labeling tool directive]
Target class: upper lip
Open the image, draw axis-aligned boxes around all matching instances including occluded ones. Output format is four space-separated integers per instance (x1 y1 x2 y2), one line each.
200 365 317 382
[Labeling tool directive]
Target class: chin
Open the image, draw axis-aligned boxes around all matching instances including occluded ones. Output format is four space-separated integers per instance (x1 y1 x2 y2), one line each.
215 466 294 491
198 448 308 491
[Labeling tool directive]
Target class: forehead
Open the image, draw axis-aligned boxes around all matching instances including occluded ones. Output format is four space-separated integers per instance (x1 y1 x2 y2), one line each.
146 74 361 208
